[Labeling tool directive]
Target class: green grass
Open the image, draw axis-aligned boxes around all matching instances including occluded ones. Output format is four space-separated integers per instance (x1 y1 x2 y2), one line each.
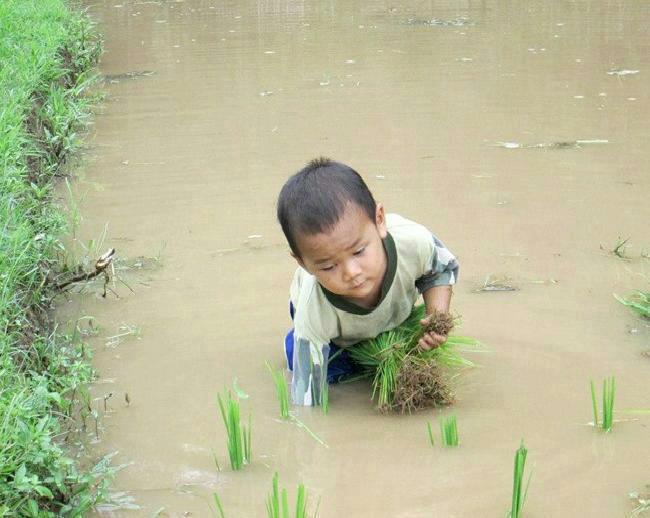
349 305 477 410
0 0 109 513
590 377 616 432
615 291 650 319
267 362 290 419
266 472 311 518
216 390 252 470
509 441 532 518
439 415 459 447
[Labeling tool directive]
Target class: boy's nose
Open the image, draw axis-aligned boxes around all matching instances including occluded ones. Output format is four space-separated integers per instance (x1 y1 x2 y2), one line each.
342 259 362 281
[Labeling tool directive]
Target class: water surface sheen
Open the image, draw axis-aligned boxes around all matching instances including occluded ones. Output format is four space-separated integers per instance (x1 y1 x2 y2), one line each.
70 0 650 515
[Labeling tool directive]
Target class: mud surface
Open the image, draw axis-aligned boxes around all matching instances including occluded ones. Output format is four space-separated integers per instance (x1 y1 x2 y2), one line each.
60 0 650 515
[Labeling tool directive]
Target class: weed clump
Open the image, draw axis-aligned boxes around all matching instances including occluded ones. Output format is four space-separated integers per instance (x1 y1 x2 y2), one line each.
349 305 477 413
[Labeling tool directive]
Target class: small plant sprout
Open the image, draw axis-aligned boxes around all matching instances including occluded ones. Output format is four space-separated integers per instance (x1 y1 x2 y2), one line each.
439 415 459 447
216 390 252 470
426 421 435 446
213 492 226 518
611 237 630 258
509 440 532 518
266 472 310 518
266 362 290 419
590 376 616 432
615 291 650 319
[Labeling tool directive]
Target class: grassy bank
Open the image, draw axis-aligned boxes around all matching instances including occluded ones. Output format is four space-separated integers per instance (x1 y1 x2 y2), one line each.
0 0 109 514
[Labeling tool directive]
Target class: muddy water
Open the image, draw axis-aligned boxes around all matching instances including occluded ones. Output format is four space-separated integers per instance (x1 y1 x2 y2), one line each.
60 0 649 515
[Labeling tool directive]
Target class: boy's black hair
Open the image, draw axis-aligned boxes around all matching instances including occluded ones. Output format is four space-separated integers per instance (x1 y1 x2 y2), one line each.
277 157 377 257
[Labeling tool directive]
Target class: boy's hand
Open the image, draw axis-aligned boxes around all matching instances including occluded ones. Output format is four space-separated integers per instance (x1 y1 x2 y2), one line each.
418 316 447 350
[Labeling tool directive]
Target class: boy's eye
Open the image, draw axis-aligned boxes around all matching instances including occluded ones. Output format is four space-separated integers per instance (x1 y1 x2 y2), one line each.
353 247 365 256
320 265 335 272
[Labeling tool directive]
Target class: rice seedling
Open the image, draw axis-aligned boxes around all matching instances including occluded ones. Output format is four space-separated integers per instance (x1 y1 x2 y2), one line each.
509 440 532 518
266 362 290 418
349 305 478 412
615 291 650 319
590 376 616 432
213 492 226 518
439 415 459 447
266 472 311 518
216 390 252 470
426 421 435 446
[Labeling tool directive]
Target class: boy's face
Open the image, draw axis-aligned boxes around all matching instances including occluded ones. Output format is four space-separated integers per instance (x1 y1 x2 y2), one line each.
293 202 388 307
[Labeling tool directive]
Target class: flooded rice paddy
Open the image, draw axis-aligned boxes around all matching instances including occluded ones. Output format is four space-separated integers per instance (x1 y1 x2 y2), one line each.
60 0 649 515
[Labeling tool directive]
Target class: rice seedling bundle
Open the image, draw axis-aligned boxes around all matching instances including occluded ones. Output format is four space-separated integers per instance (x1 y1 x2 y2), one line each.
216 390 252 470
509 440 532 518
348 305 477 413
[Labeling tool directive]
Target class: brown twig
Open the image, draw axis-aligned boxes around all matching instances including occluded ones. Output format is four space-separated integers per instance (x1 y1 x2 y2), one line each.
56 248 116 296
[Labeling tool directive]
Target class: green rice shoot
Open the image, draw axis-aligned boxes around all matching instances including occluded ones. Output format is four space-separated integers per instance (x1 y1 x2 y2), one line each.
590 377 616 431
213 492 226 518
615 291 650 319
439 415 459 447
590 380 599 428
266 362 290 419
216 390 252 470
602 376 616 432
426 421 435 446
509 440 532 518
266 472 310 518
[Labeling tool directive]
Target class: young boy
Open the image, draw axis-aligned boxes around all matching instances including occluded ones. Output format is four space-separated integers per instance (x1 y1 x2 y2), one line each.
277 158 459 406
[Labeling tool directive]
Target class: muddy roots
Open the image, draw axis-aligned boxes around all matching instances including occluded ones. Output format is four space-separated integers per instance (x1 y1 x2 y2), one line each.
390 356 455 414
424 310 456 336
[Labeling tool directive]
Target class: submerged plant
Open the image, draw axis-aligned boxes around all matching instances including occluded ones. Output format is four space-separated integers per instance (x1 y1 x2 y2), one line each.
266 362 290 419
509 441 532 518
349 305 477 412
629 485 650 517
439 415 459 446
590 377 616 432
266 472 310 518
216 390 252 470
611 237 630 258
615 291 650 319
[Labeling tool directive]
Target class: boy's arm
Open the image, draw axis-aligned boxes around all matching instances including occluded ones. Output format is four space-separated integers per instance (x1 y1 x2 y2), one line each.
418 285 453 349
414 233 459 350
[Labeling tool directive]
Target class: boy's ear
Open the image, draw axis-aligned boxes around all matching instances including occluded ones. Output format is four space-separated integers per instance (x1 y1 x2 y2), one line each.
375 203 388 238
290 250 306 270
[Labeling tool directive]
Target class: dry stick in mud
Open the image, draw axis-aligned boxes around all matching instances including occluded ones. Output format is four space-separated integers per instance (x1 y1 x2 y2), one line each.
56 248 116 297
